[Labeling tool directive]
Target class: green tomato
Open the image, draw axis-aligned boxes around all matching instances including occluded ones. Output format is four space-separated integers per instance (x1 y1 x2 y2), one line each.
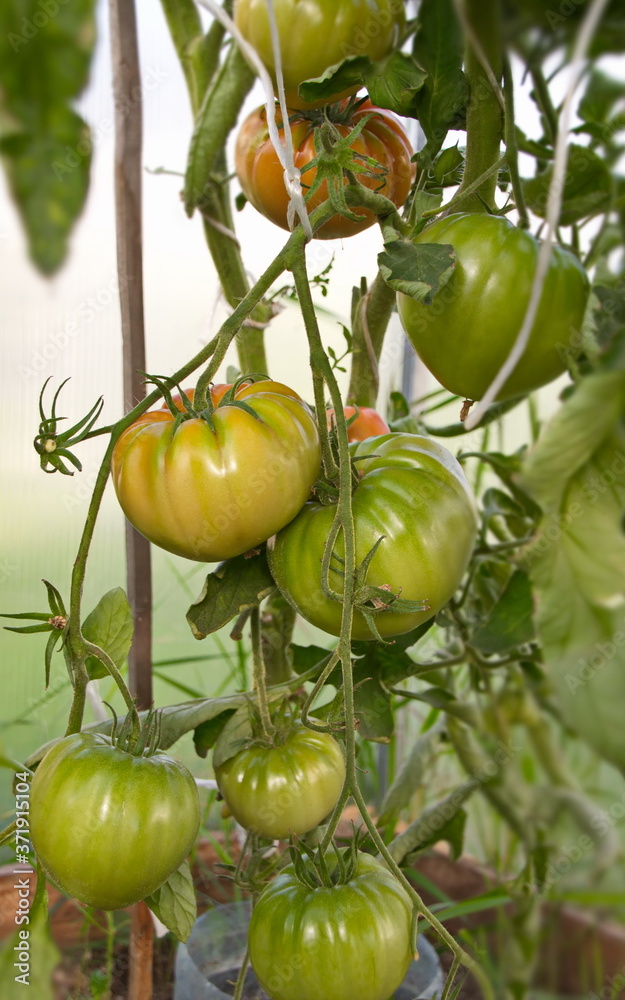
234 0 405 108
397 213 590 402
30 733 200 910
215 725 345 839
268 433 478 640
248 850 414 1000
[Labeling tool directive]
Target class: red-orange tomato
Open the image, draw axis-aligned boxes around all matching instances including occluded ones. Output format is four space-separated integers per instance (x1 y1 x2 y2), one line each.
235 100 414 240
327 406 390 442
111 380 321 563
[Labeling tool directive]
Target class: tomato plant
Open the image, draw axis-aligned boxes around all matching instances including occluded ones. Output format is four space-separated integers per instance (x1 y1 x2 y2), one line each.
248 849 413 1000
327 406 390 441
7 0 625 992
29 733 200 911
234 0 405 109
111 380 321 562
215 724 345 839
235 100 413 240
397 213 590 402
268 433 478 639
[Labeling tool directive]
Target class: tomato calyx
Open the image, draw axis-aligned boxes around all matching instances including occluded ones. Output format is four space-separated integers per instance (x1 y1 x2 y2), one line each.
108 704 163 758
148 371 271 431
322 536 430 642
291 106 391 227
292 94 370 129
288 837 363 890
34 376 104 476
1 579 69 688
354 545 430 642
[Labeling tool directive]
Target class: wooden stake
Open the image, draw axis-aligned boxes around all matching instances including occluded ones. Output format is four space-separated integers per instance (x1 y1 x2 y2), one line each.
110 0 153 995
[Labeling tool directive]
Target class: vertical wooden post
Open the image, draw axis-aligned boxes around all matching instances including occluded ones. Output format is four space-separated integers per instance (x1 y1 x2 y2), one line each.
109 0 153 712
109 2 154 996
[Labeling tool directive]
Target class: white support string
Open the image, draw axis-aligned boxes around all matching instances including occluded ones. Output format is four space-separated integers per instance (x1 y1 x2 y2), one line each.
463 0 611 430
194 0 313 240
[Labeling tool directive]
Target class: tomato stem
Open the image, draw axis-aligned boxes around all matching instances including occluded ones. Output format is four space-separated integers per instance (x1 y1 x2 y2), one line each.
163 1 271 376
503 55 530 229
87 642 141 744
250 607 275 740
347 273 396 409
260 593 296 685
454 0 504 213
291 231 496 995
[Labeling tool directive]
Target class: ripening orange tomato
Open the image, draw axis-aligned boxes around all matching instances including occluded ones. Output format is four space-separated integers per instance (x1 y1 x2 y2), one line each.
112 380 321 562
235 100 414 240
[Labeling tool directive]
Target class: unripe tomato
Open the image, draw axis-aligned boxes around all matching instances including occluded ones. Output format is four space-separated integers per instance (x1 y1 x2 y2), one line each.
30 733 200 911
327 406 390 442
215 724 345 839
248 850 413 1000
111 380 321 562
268 433 478 640
235 101 413 240
397 213 590 402
234 0 405 109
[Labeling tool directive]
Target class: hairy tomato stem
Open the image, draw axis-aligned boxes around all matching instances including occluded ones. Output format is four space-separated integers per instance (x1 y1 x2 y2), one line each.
455 0 504 212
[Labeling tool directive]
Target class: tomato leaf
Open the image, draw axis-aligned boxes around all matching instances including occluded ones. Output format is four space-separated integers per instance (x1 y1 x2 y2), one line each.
193 710 237 759
378 720 446 826
378 238 455 304
520 371 625 772
577 69 624 127
291 644 334 676
353 675 394 743
471 571 536 655
187 552 275 639
387 783 474 865
523 144 612 226
297 56 372 104
0 0 96 274
363 52 427 117
432 143 464 188
144 860 197 943
82 588 134 681
591 285 625 371
212 706 255 770
411 0 468 162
